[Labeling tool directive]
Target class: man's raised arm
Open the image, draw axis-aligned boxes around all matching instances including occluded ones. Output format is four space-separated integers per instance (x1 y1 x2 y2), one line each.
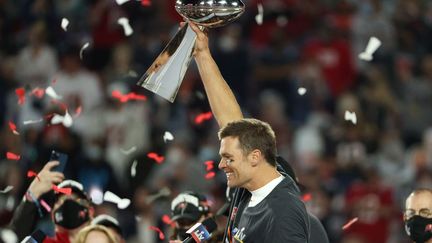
189 22 243 128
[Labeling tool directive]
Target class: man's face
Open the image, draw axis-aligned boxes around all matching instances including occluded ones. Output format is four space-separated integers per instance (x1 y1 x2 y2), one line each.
405 192 432 221
219 136 253 189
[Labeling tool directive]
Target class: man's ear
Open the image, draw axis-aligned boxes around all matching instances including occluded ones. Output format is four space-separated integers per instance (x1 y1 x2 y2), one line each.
249 149 262 167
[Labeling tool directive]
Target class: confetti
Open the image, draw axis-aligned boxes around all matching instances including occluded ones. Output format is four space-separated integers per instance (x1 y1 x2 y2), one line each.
80 42 90 60
0 229 17 243
205 171 216 179
145 187 171 204
194 111 213 124
163 131 174 143
40 199 52 212
344 110 357 125
111 90 147 103
115 0 129 4
104 191 131 209
276 15 288 27
51 110 73 127
52 185 72 195
195 91 205 100
162 214 175 227
27 170 40 181
15 88 25 105
149 226 165 240
342 217 358 230
61 18 69 31
89 187 104 205
8 121 19 135
301 193 312 202
255 4 264 25
128 70 138 77
6 152 20 161
297 87 307 96
147 152 164 164
141 0 151 6
117 17 133 36
45 86 62 100
131 159 138 177
120 146 137 155
204 160 214 171
50 99 68 111
31 88 45 98
0 186 13 194
23 118 44 125
358 37 381 61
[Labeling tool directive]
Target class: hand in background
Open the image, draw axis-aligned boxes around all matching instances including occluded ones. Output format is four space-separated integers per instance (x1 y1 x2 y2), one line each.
28 161 64 198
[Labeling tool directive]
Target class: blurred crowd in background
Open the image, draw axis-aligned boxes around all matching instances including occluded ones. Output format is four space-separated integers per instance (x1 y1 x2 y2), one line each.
1 0 432 242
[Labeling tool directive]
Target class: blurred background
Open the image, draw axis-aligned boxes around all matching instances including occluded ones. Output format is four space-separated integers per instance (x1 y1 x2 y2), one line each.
1 0 432 242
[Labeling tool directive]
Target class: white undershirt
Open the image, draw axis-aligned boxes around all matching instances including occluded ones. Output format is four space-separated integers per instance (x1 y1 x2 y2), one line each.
248 175 284 207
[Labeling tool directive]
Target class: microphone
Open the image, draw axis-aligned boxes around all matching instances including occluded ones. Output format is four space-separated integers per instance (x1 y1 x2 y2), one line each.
182 218 217 243
20 229 46 243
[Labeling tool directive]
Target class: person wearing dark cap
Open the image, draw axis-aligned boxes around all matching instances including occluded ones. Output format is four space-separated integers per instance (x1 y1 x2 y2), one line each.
92 214 124 243
10 161 94 243
169 191 211 241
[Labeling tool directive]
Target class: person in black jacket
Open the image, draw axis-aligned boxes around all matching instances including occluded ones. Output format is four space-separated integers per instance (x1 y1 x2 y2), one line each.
9 161 94 243
187 21 311 242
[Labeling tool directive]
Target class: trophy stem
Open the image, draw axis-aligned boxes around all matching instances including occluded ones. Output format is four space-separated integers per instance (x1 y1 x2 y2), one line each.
137 23 197 102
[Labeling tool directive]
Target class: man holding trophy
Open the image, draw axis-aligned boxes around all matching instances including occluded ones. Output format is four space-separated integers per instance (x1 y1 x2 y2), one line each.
139 1 311 242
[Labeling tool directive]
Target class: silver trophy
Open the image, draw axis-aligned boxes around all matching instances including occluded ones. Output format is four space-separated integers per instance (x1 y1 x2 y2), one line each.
137 0 245 102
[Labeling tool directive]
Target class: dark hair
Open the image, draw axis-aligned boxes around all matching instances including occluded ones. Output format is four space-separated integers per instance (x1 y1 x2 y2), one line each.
218 118 277 166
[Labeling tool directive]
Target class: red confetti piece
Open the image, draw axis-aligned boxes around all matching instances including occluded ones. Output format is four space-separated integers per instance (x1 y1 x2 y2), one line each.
342 217 358 230
52 185 72 195
161 214 175 227
27 170 40 181
194 112 213 124
149 226 165 240
8 121 19 135
31 88 45 98
74 106 82 118
15 88 25 105
111 90 147 103
6 152 20 160
204 160 214 171
52 79 57 84
147 152 164 164
205 171 216 179
141 0 151 6
301 193 312 202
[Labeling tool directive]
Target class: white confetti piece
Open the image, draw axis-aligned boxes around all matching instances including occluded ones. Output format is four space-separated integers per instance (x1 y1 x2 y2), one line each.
61 18 69 31
120 146 137 155
0 186 13 194
51 110 73 128
128 70 138 77
131 159 137 177
145 187 171 204
255 4 264 26
342 217 358 230
116 0 130 5
117 17 133 36
1 229 17 243
276 15 288 27
358 37 381 61
23 119 43 125
89 187 104 205
79 42 90 60
104 191 131 209
45 86 62 100
344 110 357 125
163 131 174 143
297 87 307 96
